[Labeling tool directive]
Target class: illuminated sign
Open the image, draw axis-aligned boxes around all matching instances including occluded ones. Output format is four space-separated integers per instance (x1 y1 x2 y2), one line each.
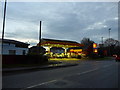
93 43 98 53
93 43 97 48
70 49 82 52
93 49 98 53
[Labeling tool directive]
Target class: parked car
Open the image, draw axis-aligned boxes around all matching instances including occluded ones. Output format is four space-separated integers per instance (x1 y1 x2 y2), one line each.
115 55 120 62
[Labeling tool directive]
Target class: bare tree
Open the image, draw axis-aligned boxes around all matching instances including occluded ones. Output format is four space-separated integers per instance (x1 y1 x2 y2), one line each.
104 38 120 47
103 38 120 55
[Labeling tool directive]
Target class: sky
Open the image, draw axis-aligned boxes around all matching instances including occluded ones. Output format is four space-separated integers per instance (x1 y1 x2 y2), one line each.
0 1 118 47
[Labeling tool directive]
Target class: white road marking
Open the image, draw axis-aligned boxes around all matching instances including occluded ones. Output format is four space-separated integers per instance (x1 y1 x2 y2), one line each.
75 63 114 76
76 68 98 75
21 64 114 89
21 69 99 90
21 80 57 90
95 61 100 62
103 64 113 68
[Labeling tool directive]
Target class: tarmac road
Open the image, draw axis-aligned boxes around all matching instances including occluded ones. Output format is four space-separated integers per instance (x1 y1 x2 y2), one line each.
2 59 120 89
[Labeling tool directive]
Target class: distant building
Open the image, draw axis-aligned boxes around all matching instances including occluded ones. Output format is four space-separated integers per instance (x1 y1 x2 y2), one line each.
0 39 30 55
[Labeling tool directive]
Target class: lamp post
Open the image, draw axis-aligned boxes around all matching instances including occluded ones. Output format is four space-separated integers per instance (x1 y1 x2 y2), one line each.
108 28 111 56
101 37 103 45
2 0 7 54
108 28 111 39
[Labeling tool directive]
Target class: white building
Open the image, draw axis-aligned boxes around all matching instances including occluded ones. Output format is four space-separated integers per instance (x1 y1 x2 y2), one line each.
0 39 30 55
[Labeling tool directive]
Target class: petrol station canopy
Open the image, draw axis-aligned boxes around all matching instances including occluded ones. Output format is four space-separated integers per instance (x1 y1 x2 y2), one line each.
37 38 84 48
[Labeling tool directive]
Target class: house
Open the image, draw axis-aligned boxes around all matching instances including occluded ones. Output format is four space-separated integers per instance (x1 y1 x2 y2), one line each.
0 39 30 55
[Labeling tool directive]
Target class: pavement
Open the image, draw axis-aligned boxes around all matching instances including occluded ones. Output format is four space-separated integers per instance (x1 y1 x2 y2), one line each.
2 61 78 72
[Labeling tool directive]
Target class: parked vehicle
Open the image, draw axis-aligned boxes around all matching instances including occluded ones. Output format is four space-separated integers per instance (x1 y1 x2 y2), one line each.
115 55 120 62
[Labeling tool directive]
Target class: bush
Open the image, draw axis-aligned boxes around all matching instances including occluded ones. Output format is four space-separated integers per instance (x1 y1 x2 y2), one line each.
27 55 48 64
77 55 82 59
88 53 99 59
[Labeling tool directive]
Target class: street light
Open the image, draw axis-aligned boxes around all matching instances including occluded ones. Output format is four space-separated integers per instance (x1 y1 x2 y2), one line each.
101 37 103 44
108 28 111 56
108 28 111 39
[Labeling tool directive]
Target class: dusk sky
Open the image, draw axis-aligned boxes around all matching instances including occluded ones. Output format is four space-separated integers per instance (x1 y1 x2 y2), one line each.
0 1 118 47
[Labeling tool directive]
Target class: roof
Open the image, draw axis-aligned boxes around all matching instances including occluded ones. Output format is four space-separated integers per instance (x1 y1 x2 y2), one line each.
38 38 84 48
41 38 79 44
0 39 30 46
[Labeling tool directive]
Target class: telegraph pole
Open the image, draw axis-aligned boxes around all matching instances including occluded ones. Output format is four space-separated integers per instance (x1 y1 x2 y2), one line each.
2 0 7 54
39 21 42 54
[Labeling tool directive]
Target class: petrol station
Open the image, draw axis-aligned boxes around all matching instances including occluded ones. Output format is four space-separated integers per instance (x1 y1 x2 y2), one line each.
37 38 84 58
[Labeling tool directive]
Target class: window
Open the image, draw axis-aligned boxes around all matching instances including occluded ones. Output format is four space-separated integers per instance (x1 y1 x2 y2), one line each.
9 50 16 55
23 50 26 55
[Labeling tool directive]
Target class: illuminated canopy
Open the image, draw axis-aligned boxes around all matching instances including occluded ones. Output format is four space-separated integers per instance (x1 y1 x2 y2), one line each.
37 38 84 48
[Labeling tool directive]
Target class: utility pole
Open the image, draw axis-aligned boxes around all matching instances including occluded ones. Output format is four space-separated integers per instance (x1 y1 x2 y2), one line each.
2 0 7 54
39 21 42 54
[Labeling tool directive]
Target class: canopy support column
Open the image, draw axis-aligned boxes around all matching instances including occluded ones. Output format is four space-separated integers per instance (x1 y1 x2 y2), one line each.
63 47 67 56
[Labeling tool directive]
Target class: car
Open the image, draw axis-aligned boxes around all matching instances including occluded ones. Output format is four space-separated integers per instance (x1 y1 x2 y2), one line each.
115 55 120 62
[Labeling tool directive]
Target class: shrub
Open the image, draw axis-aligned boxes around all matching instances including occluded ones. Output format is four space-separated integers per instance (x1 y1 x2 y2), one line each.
88 53 99 59
77 55 82 59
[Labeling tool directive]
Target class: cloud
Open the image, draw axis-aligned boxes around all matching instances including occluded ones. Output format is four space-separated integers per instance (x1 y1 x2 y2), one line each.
1 2 118 46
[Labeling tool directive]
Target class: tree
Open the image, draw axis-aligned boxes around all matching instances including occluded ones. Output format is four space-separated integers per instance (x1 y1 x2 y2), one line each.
104 38 120 47
81 38 95 57
103 38 120 56
81 37 94 48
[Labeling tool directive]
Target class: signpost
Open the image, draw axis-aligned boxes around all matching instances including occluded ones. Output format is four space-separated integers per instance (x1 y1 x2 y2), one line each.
93 43 98 53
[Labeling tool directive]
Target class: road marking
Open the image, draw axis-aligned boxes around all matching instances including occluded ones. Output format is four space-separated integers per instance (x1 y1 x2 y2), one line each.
21 64 114 90
21 68 99 90
95 61 100 62
76 64 114 76
76 68 98 75
103 64 113 68
21 80 57 90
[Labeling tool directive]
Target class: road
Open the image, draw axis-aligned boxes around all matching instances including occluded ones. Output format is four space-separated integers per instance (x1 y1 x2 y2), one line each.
2 59 120 89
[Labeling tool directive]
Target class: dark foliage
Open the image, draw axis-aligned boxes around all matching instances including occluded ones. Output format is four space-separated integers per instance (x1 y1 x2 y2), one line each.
2 55 48 65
